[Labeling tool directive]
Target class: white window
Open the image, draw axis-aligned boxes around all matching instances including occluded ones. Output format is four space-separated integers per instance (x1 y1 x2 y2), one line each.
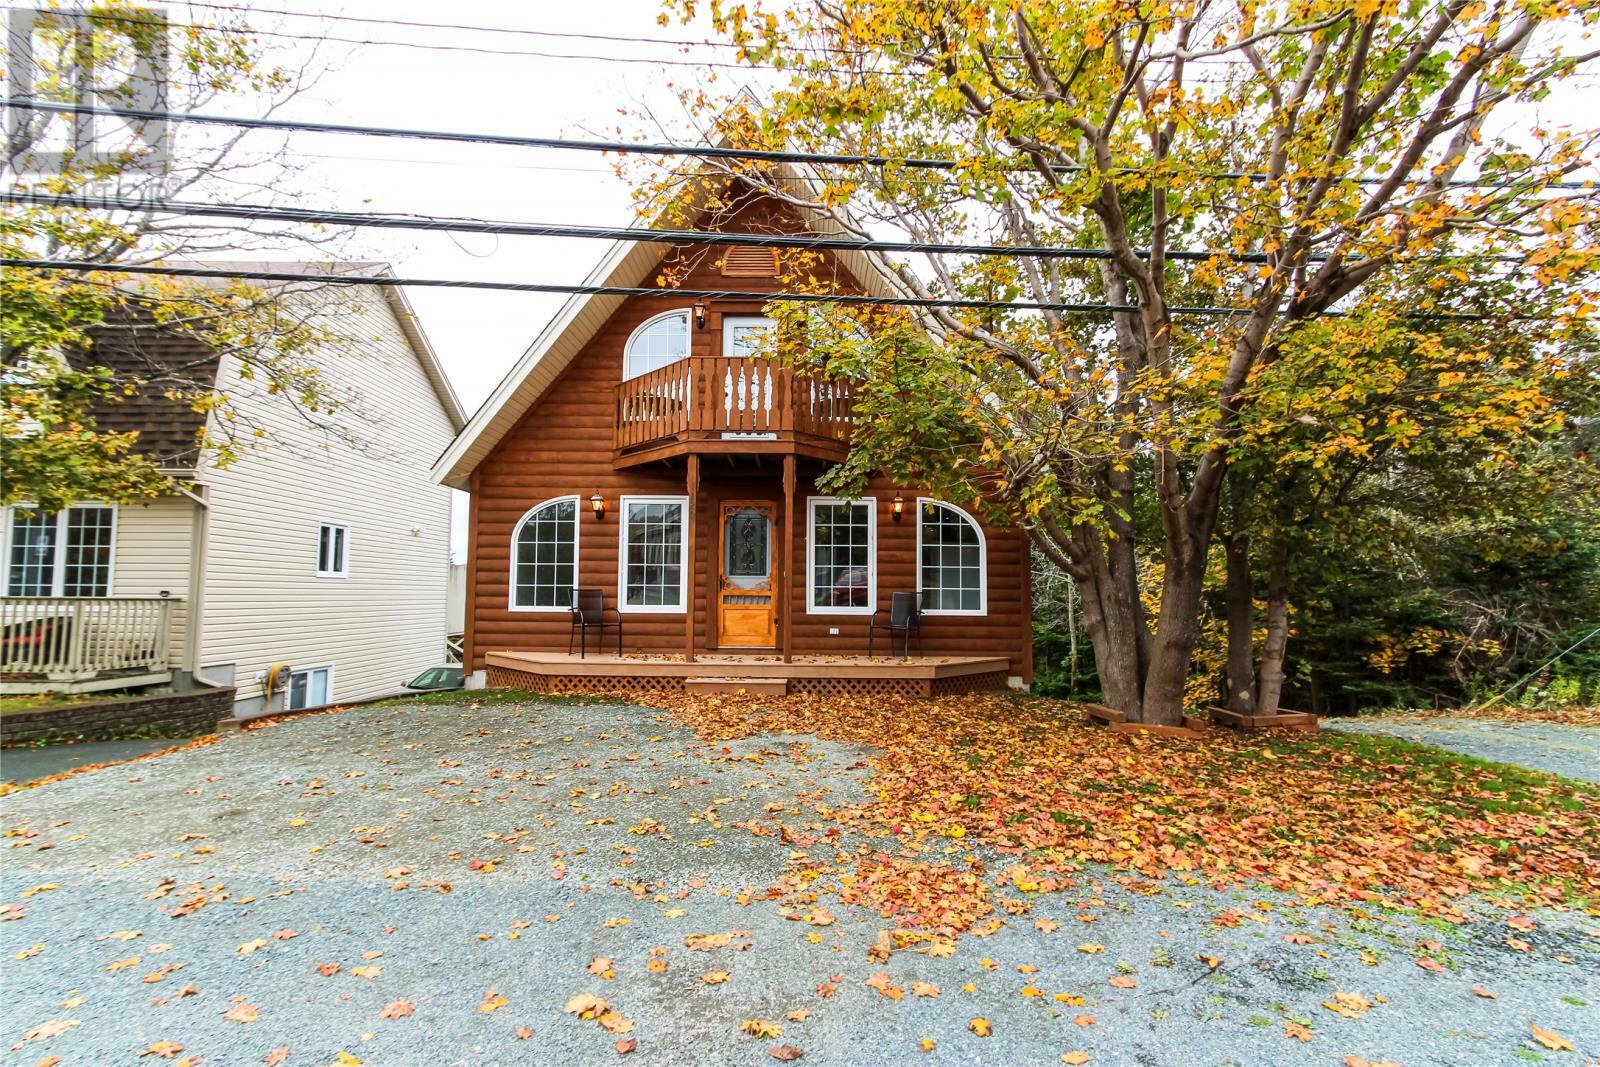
807 497 875 614
4 505 115 596
917 499 987 615
622 309 691 381
316 523 349 577
619 496 687 612
722 315 775 357
287 664 332 710
511 496 579 611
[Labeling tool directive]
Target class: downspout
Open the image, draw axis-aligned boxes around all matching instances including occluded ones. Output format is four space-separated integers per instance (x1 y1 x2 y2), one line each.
171 481 209 683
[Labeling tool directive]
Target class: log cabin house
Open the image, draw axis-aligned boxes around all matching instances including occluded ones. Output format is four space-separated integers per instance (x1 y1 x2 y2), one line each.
433 182 1031 697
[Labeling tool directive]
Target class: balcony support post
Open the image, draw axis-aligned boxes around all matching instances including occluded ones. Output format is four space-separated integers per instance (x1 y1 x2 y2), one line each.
685 452 700 665
782 453 796 663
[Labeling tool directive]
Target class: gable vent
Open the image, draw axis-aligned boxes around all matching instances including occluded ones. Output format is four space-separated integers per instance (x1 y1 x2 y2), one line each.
720 247 780 277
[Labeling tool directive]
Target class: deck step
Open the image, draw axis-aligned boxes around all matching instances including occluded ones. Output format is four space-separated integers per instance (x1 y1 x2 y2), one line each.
684 676 789 696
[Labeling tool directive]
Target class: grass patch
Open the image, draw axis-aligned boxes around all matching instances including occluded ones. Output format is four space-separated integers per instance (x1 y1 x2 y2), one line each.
1275 730 1599 817
1 688 161 716
369 688 614 709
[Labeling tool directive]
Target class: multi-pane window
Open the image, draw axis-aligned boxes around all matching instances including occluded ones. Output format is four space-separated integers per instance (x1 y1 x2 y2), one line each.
808 499 874 613
620 497 686 611
5 505 114 596
512 497 578 609
918 500 985 614
316 523 349 577
623 310 690 381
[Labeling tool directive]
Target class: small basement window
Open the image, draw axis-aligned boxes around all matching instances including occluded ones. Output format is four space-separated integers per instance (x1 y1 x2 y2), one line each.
287 664 332 709
316 523 349 577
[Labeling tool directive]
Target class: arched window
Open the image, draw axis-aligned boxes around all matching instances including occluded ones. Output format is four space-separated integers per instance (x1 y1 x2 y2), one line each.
510 496 578 610
623 309 691 381
917 499 986 615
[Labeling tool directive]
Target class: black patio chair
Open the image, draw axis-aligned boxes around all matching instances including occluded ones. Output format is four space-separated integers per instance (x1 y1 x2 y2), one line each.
868 591 922 658
568 588 623 658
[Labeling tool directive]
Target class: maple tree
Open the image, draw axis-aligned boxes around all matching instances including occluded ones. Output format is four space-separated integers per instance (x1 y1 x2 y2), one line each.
640 0 1600 723
2 2 355 512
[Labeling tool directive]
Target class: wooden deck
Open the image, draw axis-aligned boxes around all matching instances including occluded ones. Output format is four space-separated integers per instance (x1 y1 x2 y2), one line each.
484 650 1013 697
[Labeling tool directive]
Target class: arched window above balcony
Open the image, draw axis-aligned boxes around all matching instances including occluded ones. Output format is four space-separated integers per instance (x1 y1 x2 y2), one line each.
623 309 691 381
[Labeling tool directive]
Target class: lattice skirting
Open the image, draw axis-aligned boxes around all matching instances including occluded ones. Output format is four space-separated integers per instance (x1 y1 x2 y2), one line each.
930 670 1011 696
790 676 930 698
485 665 686 695
484 664 1011 699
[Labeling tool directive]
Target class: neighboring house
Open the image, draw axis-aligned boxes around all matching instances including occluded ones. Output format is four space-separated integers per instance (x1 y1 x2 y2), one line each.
1 266 465 715
434 183 1032 697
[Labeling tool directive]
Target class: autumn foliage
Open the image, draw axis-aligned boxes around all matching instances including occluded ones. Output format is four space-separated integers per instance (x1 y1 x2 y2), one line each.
643 690 1600 931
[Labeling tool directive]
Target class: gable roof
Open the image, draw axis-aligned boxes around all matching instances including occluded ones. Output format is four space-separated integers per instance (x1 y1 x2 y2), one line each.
176 261 466 432
430 173 909 490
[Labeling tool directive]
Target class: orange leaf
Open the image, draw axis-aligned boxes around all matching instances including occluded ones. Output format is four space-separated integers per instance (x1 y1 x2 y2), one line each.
1529 1023 1573 1052
769 1045 804 1062
379 999 415 1020
1061 1054 1091 1066
1284 1022 1312 1043
615 1038 638 1055
1108 975 1137 989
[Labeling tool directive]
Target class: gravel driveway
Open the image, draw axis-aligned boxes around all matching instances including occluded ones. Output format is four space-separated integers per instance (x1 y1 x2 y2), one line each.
1326 714 1600 783
2 697 1596 1066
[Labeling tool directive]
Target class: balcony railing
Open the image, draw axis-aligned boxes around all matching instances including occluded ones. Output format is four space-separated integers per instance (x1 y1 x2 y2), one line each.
1 596 176 681
615 356 855 454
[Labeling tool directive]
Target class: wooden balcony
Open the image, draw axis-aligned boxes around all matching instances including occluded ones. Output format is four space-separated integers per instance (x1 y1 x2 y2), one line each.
1 596 177 694
614 356 855 466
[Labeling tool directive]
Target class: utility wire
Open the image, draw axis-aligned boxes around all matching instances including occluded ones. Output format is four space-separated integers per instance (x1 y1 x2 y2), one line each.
6 191 1531 267
0 258 1511 321
5 99 1594 191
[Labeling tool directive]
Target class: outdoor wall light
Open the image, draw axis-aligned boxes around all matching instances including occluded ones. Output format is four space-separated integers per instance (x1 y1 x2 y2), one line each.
890 493 905 522
590 490 606 520
693 301 707 329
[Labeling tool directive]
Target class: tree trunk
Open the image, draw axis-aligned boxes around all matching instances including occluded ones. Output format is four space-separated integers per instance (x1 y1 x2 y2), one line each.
1255 545 1291 716
1072 534 1145 716
1134 542 1210 725
1222 533 1258 713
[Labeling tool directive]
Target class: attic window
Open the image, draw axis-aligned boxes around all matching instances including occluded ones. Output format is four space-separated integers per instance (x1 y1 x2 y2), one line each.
720 247 779 278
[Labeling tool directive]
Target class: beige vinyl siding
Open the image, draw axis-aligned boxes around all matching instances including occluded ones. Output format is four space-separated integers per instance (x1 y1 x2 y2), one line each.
111 495 196 666
193 285 457 708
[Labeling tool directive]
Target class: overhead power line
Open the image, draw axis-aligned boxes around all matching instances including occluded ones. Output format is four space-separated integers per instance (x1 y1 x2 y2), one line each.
0 258 1507 321
7 191 1530 267
4 99 1593 191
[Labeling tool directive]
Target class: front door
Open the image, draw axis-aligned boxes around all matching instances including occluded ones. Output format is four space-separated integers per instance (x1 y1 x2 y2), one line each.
717 501 777 647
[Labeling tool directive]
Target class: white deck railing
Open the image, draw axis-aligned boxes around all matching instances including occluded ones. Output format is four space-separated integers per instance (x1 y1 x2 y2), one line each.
0 596 176 680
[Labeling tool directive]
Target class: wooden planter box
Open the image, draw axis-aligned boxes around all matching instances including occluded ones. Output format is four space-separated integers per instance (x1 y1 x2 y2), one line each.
1083 703 1210 739
1208 706 1319 733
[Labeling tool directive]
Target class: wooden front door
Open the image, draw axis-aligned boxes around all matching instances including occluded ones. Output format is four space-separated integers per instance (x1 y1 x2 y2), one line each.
717 501 777 647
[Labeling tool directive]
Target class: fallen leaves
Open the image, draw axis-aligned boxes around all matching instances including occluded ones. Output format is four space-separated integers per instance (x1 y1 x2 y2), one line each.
11 1019 77 1050
615 1038 638 1055
1061 1054 1091 1066
479 991 509 1013
865 972 904 1000
223 1000 261 1024
1529 1023 1573 1052
379 999 415 1020
1284 1021 1313 1043
685 932 732 951
1107 975 1137 989
968 1018 992 1037
741 1019 783 1039
769 1044 805 1061
350 966 382 980
588 957 616 979
702 970 731 985
565 994 634 1036
1415 957 1445 972
1472 985 1498 999
1323 991 1373 1019
910 981 940 998
140 1041 185 1059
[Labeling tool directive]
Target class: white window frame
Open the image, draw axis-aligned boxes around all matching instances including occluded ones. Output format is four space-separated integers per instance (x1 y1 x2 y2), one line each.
508 495 581 613
315 522 350 578
915 498 988 616
622 308 692 382
721 314 777 357
286 663 334 710
617 494 689 614
805 496 877 616
2 503 117 597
